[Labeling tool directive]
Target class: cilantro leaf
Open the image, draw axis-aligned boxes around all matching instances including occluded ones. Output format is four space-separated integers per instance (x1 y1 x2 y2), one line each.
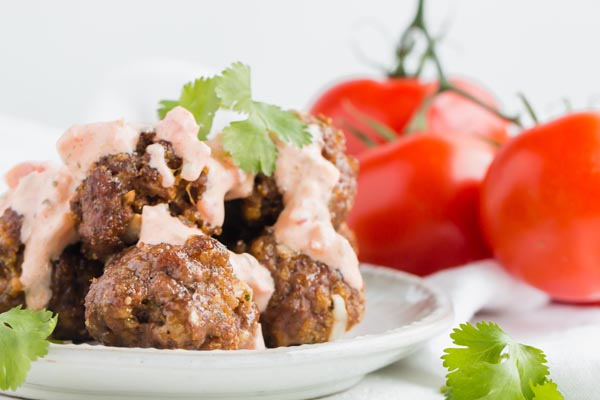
444 321 511 370
215 62 311 159
251 103 312 148
0 306 57 391
512 343 550 398
158 77 220 140
531 381 564 400
442 322 563 400
222 115 277 175
215 62 253 112
157 100 179 119
444 360 526 400
157 62 311 175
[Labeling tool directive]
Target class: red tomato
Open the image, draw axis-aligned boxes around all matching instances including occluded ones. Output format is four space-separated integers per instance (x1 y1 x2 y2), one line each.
427 79 509 146
348 133 495 275
310 77 509 156
480 112 600 302
310 78 430 155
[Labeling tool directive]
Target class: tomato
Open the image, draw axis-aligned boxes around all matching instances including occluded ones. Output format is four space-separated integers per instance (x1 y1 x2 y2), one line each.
310 77 509 157
310 78 430 155
427 79 509 146
348 133 495 275
480 112 600 302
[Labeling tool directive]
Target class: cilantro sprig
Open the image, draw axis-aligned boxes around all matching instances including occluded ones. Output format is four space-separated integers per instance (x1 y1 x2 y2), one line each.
442 322 564 400
0 306 57 391
158 62 311 175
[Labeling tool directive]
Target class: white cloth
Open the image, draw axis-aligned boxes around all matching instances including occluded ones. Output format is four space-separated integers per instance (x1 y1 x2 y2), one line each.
325 260 600 400
2 61 600 400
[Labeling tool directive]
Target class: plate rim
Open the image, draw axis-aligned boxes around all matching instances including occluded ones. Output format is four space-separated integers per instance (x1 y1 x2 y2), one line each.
42 264 453 366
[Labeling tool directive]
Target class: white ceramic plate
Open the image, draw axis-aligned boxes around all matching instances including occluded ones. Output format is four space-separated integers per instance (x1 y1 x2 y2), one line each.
4 265 453 400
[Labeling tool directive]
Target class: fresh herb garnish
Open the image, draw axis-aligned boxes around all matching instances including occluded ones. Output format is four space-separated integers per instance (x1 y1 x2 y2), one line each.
158 77 220 140
442 321 564 400
158 62 311 175
0 306 57 391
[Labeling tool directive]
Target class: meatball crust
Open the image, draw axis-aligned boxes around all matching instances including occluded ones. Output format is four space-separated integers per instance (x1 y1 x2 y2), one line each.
0 208 24 312
317 114 359 228
48 244 104 341
0 208 103 340
71 132 209 260
249 232 365 348
85 236 259 350
220 114 358 249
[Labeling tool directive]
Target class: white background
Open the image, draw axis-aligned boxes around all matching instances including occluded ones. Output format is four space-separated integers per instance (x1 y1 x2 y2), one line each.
1 3 599 398
0 0 599 131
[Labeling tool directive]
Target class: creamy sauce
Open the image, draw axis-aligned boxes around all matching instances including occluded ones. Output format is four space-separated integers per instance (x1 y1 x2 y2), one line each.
228 253 274 312
58 108 211 187
155 106 211 182
4 162 51 189
146 144 175 188
249 323 267 350
0 163 77 310
138 204 200 246
273 125 363 290
328 294 348 341
4 108 363 342
138 204 274 311
57 119 140 182
196 140 254 227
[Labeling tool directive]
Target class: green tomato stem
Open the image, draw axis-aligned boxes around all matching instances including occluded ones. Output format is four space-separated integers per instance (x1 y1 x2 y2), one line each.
518 92 539 124
390 0 523 129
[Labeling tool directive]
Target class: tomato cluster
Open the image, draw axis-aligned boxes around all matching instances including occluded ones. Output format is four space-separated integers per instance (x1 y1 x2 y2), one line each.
312 78 505 276
313 76 600 302
310 0 600 302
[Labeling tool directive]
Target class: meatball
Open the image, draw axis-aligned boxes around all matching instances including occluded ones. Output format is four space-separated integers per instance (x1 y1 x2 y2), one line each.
48 244 104 341
85 235 259 350
219 114 358 249
0 208 24 313
71 132 210 260
249 232 365 348
0 208 103 340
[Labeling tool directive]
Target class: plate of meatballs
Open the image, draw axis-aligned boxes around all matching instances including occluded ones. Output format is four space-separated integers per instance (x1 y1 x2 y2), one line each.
0 107 452 400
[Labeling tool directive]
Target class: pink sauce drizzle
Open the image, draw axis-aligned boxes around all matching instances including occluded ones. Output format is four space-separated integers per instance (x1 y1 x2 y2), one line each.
146 144 175 188
227 253 273 312
196 140 254 227
0 163 77 310
4 162 50 189
138 204 201 246
154 107 211 182
57 120 140 182
138 204 274 312
248 324 267 350
273 125 363 290
3 108 362 344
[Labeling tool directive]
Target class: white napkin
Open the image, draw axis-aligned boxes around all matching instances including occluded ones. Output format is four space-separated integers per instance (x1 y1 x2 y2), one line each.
424 261 600 398
2 61 600 400
328 260 600 400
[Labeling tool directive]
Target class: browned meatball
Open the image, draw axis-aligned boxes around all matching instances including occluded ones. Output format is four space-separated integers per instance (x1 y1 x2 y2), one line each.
219 114 358 249
71 132 209 260
85 236 259 350
48 244 103 341
249 231 365 348
0 208 24 313
318 114 359 228
0 208 103 340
